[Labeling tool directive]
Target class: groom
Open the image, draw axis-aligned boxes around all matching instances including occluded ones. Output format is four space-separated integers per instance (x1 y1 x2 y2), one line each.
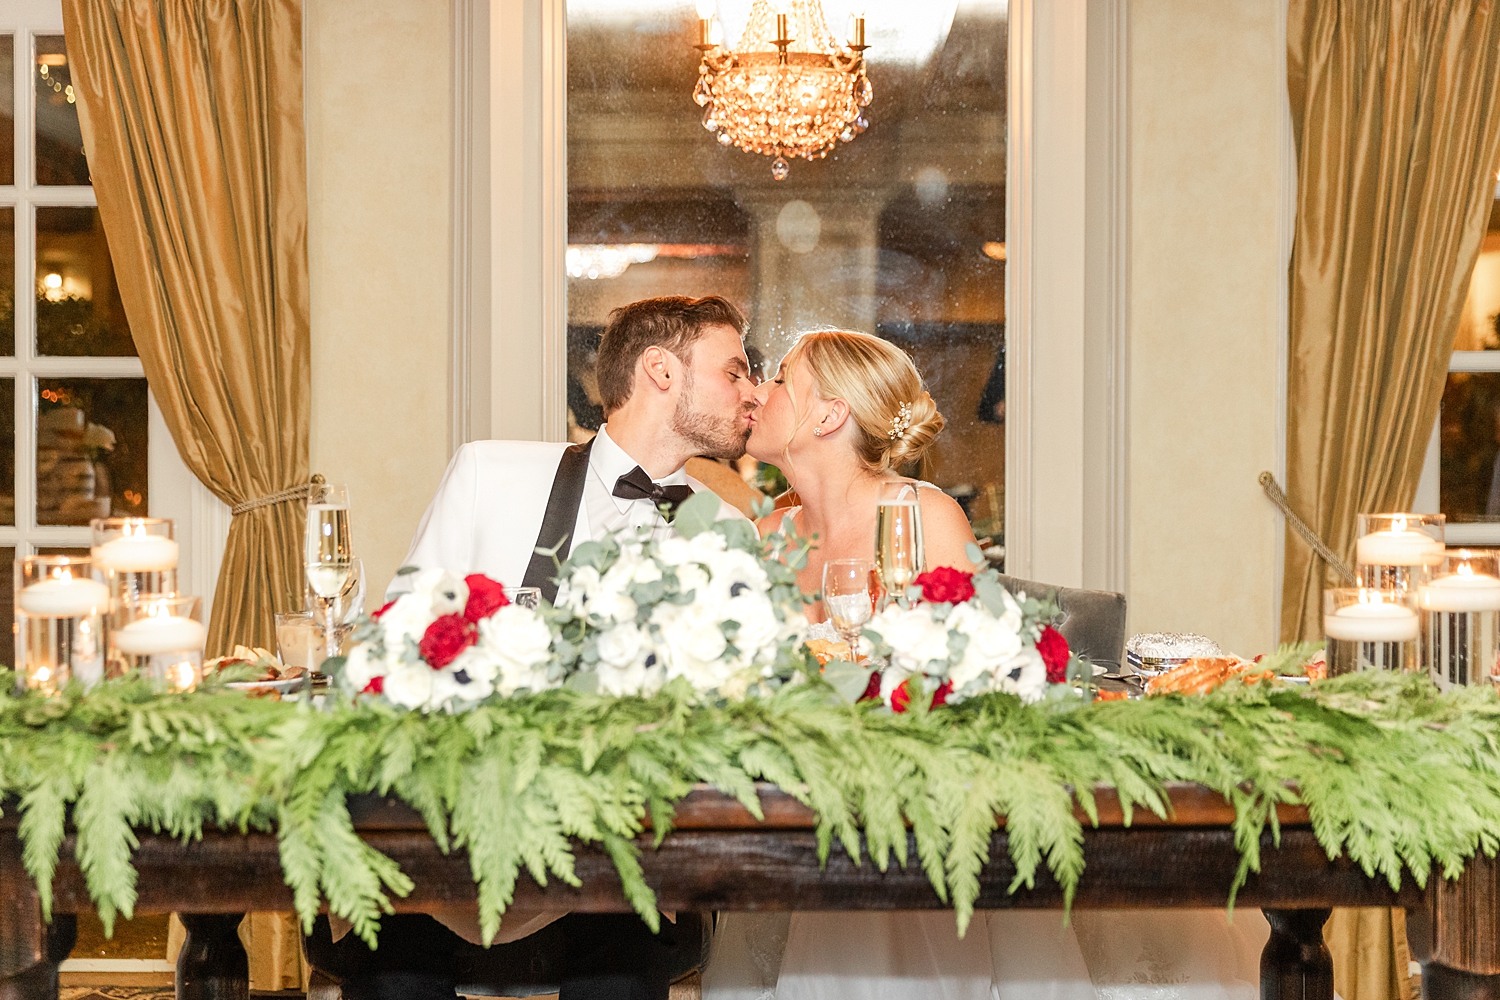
305 295 757 1000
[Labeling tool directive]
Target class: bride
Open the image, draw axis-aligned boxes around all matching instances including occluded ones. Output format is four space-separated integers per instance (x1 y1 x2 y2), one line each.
702 330 1270 1000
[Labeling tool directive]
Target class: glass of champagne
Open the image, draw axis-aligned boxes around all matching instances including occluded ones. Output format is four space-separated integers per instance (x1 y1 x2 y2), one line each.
305 482 353 667
823 559 875 662
875 481 924 606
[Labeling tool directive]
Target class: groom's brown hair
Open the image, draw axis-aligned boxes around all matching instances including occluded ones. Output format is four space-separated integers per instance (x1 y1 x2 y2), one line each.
596 295 746 414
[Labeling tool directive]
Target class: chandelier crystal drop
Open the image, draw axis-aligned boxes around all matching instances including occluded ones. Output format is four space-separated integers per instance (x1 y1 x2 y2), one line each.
693 0 872 180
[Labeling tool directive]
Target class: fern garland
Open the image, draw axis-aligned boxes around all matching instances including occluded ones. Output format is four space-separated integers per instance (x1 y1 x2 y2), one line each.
2 670 1499 946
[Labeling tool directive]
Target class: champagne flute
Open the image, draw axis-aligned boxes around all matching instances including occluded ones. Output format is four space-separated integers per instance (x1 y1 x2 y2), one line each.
305 482 353 666
875 481 924 606
823 559 875 661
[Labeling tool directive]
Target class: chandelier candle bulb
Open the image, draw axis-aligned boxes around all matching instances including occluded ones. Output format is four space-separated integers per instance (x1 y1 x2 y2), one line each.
1420 551 1500 690
1324 588 1420 675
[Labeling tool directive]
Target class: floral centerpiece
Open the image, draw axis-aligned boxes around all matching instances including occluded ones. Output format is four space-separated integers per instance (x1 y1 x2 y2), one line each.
547 491 812 699
339 568 556 711
849 560 1083 710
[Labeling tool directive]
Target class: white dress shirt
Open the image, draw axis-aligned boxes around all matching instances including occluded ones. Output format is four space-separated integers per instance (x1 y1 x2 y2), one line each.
390 425 743 599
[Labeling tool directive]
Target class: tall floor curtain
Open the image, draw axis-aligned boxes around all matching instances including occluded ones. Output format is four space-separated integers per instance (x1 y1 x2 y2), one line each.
60 0 310 657
1283 4 1500 1000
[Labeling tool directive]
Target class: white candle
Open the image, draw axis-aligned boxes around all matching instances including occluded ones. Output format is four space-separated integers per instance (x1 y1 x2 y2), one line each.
113 615 207 655
18 576 109 617
92 534 179 573
1420 571 1500 612
1324 600 1419 642
1355 530 1444 567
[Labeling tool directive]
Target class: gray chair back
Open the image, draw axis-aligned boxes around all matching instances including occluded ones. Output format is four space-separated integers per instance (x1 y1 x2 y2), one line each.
995 573 1127 668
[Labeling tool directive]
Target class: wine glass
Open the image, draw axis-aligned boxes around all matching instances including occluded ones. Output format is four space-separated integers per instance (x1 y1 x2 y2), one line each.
822 559 875 662
305 482 353 666
511 587 542 610
875 481 924 605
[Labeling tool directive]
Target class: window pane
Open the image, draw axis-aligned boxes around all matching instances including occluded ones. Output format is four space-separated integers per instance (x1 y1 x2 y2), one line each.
36 206 136 357
36 378 147 526
0 379 11 527
1440 371 1500 522
566 0 1007 548
0 546 13 667
35 35 87 186
0 35 14 186
0 207 13 356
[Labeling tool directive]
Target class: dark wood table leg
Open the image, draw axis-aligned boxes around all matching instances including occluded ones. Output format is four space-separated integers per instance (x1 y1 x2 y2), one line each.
1261 908 1334 1000
1426 854 1500 1000
176 914 249 1000
0 833 74 1000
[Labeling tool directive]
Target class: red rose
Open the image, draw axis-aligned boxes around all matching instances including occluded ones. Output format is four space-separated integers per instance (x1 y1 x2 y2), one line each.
1037 625 1070 684
915 566 976 605
890 679 911 713
930 680 954 708
371 600 397 620
463 574 510 622
419 614 478 668
362 676 384 695
860 670 883 702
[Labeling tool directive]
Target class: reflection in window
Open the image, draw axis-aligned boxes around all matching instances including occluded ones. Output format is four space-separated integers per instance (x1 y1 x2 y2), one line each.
35 35 87 186
36 378 148 526
0 207 13 356
0 380 11 526
0 36 14 186
566 0 1007 545
1440 200 1500 525
36 207 136 357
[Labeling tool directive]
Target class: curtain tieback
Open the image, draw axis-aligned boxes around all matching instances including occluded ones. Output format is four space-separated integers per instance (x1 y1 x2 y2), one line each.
231 479 317 517
1258 471 1356 583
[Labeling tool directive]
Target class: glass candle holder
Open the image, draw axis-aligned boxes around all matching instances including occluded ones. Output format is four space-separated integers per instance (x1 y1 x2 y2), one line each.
14 555 108 694
112 595 206 693
1324 588 1420 675
91 517 179 677
1419 549 1500 690
1354 513 1445 593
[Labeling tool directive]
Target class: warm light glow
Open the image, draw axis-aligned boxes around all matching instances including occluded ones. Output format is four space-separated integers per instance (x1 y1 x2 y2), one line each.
1393 516 1408 533
42 273 62 290
1459 562 1475 577
37 53 66 67
170 659 197 693
567 244 660 279
696 0 717 18
982 241 1006 261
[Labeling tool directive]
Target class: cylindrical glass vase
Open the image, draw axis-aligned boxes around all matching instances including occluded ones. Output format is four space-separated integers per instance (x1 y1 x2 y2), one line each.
112 595 206 692
1323 587 1420 676
1354 513 1445 594
1419 550 1500 690
14 555 108 693
91 517 179 677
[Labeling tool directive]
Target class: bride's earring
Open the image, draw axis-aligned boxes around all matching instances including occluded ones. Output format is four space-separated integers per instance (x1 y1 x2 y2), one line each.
813 428 823 437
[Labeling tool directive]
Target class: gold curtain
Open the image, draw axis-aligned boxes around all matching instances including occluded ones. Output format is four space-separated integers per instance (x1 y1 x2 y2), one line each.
1285 4 1500 999
1282 0 1500 640
61 0 310 656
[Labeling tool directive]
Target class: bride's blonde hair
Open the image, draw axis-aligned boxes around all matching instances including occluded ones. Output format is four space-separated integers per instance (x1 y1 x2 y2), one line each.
780 330 944 478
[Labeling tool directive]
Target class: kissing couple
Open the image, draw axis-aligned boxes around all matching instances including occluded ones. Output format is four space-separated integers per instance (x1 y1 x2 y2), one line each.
304 294 987 1000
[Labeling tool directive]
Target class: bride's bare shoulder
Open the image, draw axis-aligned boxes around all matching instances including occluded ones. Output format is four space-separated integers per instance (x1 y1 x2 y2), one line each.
915 485 980 569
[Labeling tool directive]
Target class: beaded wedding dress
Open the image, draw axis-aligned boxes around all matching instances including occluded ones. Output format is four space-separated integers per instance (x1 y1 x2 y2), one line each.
701 614 1272 1000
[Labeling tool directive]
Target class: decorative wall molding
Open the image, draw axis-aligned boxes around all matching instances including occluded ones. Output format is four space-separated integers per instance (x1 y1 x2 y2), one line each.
450 0 478 452
1272 0 1297 641
539 0 568 443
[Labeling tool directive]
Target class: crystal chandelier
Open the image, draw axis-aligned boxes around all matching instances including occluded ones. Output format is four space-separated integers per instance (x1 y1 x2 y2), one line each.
693 0 872 181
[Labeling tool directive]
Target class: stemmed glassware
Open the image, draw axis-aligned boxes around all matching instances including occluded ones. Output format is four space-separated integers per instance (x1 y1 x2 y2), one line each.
304 482 354 666
875 481 924 606
823 559 875 662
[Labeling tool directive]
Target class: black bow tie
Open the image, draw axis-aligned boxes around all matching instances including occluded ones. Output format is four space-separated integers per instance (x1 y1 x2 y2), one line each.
612 466 695 518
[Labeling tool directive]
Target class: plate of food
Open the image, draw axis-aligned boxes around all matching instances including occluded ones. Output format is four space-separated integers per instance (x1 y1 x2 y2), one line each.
208 645 311 699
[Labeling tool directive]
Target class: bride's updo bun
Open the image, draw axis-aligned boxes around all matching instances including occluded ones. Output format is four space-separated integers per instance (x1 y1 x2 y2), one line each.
783 330 945 476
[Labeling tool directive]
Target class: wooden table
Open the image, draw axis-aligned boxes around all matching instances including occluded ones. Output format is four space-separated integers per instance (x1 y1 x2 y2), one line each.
1 784 1496 1000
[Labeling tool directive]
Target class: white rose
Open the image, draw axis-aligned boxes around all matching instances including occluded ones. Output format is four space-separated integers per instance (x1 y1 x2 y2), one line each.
674 562 710 600
378 592 437 645
557 566 601 616
947 603 1023 689
343 643 384 693
632 559 663 584
878 606 953 674
383 663 435 710
688 531 728 559
725 594 779 660
596 622 647 668
480 606 555 695
596 655 666 698
588 588 638 626
656 536 693 566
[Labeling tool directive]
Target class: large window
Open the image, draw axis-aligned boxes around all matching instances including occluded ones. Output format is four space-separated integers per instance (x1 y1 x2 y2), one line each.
1425 181 1500 543
565 0 1008 550
0 20 151 650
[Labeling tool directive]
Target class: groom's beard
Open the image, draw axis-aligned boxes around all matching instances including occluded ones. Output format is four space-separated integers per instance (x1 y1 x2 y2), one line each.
672 376 752 460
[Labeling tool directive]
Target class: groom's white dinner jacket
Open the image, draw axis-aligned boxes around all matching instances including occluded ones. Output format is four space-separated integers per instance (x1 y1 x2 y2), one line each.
389 424 744 599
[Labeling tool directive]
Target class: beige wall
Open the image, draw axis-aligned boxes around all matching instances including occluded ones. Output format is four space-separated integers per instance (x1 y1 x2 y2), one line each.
306 0 454 600
1125 0 1286 655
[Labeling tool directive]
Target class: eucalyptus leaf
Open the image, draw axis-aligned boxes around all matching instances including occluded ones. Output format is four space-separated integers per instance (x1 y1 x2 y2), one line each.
672 490 722 538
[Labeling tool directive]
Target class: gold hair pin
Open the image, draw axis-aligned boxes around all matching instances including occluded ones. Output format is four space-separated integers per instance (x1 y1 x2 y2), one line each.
888 401 913 440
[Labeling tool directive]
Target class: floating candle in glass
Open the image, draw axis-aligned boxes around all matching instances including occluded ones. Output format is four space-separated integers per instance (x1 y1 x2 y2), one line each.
1354 513 1444 594
1323 587 1419 676
1420 550 1500 690
111 595 205 692
15 555 108 693
91 517 178 677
